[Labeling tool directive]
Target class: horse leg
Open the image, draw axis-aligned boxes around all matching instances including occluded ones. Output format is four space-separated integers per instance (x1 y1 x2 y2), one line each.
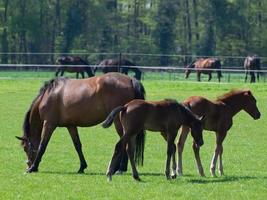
250 72 256 83
161 132 176 178
210 131 226 177
114 119 128 173
257 72 260 82
192 142 205 177
197 72 201 82
81 72 85 79
177 126 190 176
245 71 248 82
27 121 56 173
67 126 87 173
55 69 60 77
208 73 212 81
127 136 140 181
106 136 128 181
165 131 177 180
60 70 64 76
76 72 79 79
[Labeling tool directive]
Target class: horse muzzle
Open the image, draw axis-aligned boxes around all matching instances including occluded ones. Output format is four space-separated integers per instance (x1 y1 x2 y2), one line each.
253 112 261 120
196 140 204 148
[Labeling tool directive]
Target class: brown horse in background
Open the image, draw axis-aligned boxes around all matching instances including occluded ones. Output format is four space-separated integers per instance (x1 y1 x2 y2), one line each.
96 58 142 80
185 58 222 82
176 89 261 177
102 99 204 181
55 56 95 78
16 73 145 173
244 55 261 83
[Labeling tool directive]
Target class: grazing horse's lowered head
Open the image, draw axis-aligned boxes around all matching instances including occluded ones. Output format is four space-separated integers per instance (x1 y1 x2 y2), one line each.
185 60 196 79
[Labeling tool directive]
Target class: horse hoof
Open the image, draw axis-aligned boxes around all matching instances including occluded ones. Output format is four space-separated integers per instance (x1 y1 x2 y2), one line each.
26 166 38 173
77 169 85 174
171 174 177 179
134 176 141 182
115 170 124 175
107 176 112 182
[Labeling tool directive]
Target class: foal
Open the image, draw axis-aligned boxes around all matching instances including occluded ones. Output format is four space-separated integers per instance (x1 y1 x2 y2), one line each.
177 89 261 177
102 99 204 181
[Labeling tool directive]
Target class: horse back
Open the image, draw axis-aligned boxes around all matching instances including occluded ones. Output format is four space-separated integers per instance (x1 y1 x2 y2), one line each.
38 73 138 127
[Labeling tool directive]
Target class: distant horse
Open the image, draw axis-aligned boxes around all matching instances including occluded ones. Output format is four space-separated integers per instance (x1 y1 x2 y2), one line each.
244 55 261 83
102 99 204 181
96 58 142 80
176 89 261 177
55 56 94 78
185 58 222 82
16 73 145 173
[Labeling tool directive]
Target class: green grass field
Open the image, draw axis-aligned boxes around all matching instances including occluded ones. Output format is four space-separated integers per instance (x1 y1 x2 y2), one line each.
0 72 266 200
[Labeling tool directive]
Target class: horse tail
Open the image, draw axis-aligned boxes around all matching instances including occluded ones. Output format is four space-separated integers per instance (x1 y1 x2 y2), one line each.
102 106 126 128
131 78 146 100
134 129 146 166
216 60 223 78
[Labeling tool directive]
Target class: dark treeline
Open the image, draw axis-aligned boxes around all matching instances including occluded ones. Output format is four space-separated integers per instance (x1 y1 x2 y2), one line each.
0 0 266 66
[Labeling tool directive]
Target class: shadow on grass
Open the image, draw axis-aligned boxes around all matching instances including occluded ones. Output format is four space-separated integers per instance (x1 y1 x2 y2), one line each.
187 175 258 184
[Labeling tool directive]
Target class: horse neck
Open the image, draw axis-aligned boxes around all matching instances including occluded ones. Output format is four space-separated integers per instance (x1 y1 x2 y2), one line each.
180 106 196 126
219 94 244 117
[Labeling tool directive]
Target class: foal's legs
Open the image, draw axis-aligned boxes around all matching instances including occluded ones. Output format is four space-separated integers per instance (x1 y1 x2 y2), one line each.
27 121 56 173
114 119 128 173
177 126 190 176
161 132 176 178
210 131 227 177
165 131 178 180
67 126 87 173
106 135 128 181
197 72 201 82
127 136 140 181
192 142 205 176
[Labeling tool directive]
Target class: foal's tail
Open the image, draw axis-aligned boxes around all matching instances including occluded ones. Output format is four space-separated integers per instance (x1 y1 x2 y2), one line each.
102 105 146 166
102 106 126 128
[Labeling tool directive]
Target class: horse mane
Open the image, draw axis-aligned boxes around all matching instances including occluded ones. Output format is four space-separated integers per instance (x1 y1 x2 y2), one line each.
164 99 198 121
22 77 68 142
216 89 247 101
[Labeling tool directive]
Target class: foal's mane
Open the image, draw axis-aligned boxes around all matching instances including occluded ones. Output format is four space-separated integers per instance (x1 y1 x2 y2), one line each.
216 89 247 102
22 77 68 142
164 98 198 120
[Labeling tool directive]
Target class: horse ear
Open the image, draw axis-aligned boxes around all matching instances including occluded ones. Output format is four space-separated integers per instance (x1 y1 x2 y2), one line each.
245 90 252 96
15 136 26 141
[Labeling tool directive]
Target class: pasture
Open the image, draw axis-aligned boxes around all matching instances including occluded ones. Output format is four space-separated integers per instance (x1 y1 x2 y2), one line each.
0 72 266 199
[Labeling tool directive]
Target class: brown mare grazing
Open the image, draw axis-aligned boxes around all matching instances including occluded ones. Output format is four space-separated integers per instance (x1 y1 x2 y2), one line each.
185 58 222 82
55 56 95 78
176 89 261 177
96 58 142 80
102 99 204 181
244 55 261 83
16 73 145 173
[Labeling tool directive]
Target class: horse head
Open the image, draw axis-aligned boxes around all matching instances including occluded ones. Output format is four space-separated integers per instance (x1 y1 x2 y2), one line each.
190 115 205 148
16 136 38 168
242 90 261 120
185 61 195 79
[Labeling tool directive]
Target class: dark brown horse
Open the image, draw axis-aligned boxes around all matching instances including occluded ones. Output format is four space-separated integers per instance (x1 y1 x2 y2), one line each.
16 73 145 173
176 89 261 177
185 58 222 82
55 56 95 78
96 58 142 80
244 55 261 83
102 99 204 181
